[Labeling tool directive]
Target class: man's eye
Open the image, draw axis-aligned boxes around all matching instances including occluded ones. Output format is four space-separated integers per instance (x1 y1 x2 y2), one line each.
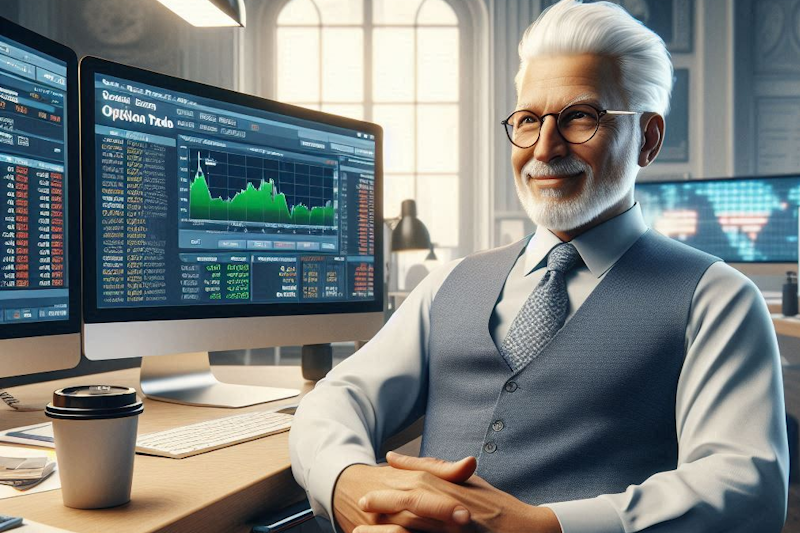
518 115 539 126
562 108 598 124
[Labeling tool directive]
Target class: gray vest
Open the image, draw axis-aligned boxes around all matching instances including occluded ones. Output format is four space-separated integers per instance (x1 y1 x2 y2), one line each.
420 229 719 504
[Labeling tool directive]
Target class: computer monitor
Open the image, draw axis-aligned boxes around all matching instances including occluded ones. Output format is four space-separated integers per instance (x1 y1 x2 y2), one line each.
635 175 800 263
80 57 383 407
0 18 80 378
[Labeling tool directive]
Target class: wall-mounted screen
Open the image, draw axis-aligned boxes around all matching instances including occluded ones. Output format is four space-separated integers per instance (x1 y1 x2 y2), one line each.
635 175 800 263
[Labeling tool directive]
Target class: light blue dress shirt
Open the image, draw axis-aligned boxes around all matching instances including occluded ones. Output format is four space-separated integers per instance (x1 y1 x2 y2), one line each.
289 203 789 533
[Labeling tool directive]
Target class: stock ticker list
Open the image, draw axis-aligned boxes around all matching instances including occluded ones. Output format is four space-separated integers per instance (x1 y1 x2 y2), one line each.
1 162 64 288
179 255 251 303
350 175 374 299
99 136 170 306
0 35 73 322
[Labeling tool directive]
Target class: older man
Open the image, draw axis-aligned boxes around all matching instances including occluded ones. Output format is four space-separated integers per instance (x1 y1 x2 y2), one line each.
289 1 789 532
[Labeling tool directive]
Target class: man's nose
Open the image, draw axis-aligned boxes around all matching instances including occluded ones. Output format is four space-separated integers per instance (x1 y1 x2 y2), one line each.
533 116 568 163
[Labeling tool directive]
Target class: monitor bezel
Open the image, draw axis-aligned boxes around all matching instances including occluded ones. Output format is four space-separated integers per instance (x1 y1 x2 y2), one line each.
80 56 384 324
635 173 800 264
0 17 81 340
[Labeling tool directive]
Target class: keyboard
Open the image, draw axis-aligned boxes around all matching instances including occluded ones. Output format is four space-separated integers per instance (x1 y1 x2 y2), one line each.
136 410 294 459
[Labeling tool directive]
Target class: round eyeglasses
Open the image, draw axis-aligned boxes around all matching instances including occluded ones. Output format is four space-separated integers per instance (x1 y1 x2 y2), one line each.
501 104 638 149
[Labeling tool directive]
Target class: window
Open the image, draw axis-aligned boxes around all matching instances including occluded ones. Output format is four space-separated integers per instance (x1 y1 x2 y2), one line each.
276 0 462 286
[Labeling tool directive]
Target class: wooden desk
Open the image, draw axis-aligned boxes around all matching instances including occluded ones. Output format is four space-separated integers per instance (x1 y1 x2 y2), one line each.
0 366 313 533
774 314 800 339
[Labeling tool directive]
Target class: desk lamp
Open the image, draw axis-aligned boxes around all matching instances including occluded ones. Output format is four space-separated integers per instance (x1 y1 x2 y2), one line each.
391 199 431 252
385 199 432 316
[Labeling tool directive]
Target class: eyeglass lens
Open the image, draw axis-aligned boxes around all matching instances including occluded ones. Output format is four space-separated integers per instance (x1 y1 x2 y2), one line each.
506 104 601 147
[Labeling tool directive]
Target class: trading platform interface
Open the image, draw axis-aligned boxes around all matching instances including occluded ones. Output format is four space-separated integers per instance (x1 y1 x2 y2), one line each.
0 36 68 323
93 74 377 308
636 176 800 262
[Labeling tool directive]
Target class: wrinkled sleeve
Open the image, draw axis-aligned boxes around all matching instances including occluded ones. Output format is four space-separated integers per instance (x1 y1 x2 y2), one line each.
545 262 789 532
289 259 461 529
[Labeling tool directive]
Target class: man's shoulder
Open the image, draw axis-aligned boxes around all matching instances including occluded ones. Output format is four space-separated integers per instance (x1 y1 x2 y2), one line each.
695 260 762 301
686 261 772 349
471 237 532 258
454 237 530 269
425 239 529 301
634 232 759 300
427 257 465 288
643 230 721 265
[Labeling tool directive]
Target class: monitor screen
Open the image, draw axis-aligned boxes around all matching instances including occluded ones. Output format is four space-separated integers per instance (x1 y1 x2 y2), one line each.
82 59 382 323
0 31 71 326
635 175 800 263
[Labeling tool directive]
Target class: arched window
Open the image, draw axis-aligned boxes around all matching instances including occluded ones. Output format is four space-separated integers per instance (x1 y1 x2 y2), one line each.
275 0 463 286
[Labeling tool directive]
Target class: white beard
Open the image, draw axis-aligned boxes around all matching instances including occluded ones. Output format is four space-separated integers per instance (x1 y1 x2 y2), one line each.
515 151 639 232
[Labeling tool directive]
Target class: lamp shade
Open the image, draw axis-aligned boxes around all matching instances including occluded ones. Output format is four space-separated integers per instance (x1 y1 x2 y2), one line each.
391 199 431 251
157 0 246 27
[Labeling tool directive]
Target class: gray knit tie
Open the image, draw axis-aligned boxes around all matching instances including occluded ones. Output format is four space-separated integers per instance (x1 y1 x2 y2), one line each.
500 242 582 372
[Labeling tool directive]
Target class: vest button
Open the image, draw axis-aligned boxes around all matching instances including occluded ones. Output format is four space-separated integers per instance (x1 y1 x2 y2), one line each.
504 381 518 392
492 420 504 432
484 442 497 454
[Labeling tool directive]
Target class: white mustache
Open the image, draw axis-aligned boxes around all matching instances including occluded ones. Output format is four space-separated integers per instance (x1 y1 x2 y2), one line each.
521 156 592 178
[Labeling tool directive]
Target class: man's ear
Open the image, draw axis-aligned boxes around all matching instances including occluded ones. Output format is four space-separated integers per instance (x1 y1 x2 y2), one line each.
638 113 664 168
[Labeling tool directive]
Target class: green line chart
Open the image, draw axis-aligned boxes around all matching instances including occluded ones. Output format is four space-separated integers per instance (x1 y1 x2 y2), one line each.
187 150 335 227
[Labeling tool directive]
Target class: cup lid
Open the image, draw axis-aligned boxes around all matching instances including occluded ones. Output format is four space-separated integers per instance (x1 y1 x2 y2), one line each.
45 385 143 420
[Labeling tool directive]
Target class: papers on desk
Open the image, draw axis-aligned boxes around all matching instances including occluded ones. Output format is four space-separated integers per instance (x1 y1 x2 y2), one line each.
0 445 59 499
0 456 55 489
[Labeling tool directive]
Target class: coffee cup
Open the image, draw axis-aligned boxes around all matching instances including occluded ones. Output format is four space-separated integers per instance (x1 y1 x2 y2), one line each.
45 385 143 509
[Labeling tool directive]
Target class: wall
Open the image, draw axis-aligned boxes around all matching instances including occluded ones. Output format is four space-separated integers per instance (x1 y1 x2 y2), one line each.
735 0 800 176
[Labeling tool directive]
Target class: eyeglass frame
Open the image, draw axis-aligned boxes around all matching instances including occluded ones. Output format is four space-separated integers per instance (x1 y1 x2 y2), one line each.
501 103 640 149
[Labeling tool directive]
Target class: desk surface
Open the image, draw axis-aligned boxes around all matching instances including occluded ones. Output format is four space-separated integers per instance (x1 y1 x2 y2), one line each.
773 314 800 339
0 365 312 533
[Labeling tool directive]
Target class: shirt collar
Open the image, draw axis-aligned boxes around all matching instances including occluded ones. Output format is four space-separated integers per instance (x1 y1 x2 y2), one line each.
523 203 648 278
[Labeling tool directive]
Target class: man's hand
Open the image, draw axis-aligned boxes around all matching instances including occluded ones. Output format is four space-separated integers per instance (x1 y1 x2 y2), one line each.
352 452 562 533
334 452 562 533
333 457 477 533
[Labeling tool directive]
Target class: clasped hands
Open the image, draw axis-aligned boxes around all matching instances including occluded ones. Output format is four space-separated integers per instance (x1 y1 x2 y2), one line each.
332 451 561 533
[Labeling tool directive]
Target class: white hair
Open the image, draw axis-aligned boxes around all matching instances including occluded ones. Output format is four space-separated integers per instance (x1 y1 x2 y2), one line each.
515 0 673 116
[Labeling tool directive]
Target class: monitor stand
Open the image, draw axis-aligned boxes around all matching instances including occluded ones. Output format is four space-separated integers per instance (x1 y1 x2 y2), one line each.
139 352 300 408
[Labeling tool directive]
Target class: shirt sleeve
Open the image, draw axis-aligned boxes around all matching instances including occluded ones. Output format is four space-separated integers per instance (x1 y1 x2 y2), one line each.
289 259 462 529
544 261 789 533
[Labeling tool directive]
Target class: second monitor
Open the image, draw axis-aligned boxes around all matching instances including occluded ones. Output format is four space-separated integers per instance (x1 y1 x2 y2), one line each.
80 57 384 407
0 17 81 379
